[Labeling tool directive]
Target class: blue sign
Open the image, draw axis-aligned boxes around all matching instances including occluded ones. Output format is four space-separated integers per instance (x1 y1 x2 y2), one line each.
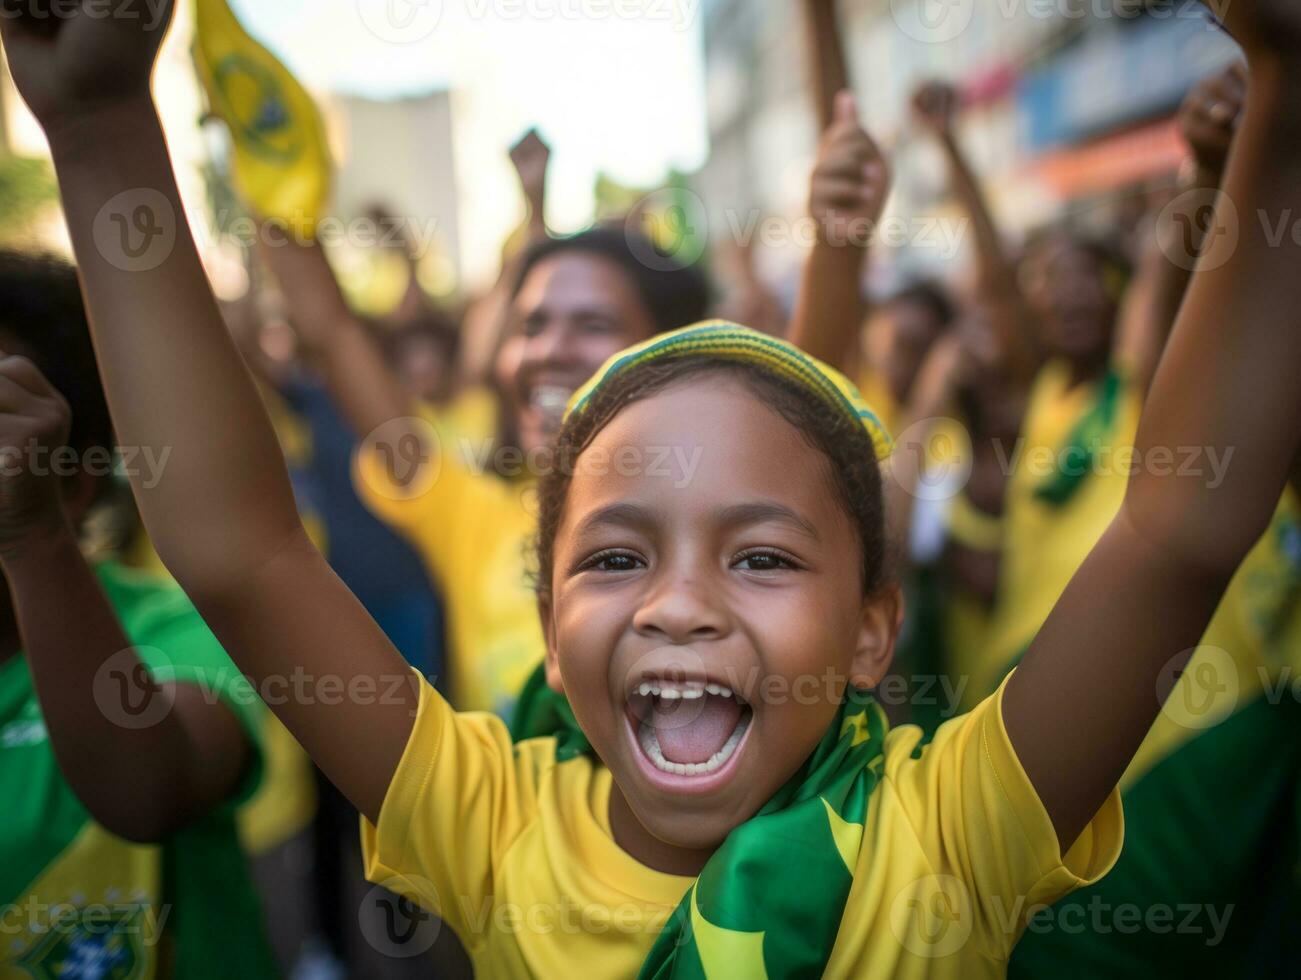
1020 11 1238 151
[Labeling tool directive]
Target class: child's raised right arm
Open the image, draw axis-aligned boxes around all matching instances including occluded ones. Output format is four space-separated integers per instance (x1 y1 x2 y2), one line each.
0 1 416 823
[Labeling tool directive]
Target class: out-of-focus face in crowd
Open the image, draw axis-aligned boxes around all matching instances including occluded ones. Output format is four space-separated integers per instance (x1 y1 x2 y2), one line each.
506 250 660 455
1020 232 1119 372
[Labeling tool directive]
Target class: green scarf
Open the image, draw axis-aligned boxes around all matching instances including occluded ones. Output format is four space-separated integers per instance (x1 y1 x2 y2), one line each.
511 665 888 977
1034 368 1123 508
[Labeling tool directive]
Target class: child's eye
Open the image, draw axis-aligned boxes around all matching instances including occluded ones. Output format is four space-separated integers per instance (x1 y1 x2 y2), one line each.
733 550 798 572
579 550 645 573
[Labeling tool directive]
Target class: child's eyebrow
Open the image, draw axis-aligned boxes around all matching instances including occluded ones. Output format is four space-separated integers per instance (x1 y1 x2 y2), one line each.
715 502 820 541
573 501 658 538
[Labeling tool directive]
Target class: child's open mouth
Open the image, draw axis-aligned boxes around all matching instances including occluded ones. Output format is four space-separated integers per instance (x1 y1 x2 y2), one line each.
625 679 753 789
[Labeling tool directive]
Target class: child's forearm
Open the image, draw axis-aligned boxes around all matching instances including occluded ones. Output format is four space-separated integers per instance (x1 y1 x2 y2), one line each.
47 101 303 597
6 521 249 841
789 242 866 374
802 0 851 133
1123 68 1301 575
46 100 418 820
934 131 1038 383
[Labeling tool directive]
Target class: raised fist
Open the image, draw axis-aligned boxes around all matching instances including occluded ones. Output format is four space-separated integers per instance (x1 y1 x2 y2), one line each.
809 91 891 248
0 0 174 136
911 80 959 135
1177 62 1247 179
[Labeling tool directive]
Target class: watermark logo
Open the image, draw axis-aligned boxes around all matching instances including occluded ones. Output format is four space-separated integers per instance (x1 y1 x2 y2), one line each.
890 874 972 958
1157 187 1239 273
93 648 175 730
1157 645 1238 731
890 417 974 502
890 0 974 44
627 188 709 271
93 189 176 273
359 877 442 957
357 0 445 44
360 417 442 501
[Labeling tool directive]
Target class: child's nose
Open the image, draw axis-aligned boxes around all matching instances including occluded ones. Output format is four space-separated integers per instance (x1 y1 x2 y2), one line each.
632 572 728 646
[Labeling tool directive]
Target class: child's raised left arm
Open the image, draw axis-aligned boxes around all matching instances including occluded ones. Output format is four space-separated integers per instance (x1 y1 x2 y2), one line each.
1003 14 1301 850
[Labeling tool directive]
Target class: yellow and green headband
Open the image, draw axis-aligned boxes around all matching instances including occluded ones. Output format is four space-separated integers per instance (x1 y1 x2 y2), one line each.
566 321 894 461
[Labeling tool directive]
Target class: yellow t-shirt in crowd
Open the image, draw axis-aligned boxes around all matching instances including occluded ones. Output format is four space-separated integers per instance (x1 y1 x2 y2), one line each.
856 367 900 437
353 399 543 716
978 360 1142 696
361 676 1122 978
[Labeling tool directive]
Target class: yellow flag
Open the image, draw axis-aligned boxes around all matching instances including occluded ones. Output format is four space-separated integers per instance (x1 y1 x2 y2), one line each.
192 0 332 236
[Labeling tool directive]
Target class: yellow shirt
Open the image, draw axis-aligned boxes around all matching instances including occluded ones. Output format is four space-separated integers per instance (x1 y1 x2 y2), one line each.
362 677 1122 978
353 403 543 715
856 367 900 437
978 361 1142 696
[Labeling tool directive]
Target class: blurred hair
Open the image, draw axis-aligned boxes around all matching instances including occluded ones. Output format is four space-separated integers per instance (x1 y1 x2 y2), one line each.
884 279 955 329
512 227 711 335
380 307 462 364
533 356 889 601
1023 226 1133 302
0 250 113 457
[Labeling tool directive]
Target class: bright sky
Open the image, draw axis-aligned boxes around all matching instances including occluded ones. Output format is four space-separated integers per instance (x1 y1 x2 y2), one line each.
231 0 710 280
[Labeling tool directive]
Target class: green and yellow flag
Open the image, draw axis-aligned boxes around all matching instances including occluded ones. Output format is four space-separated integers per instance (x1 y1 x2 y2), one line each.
192 0 332 236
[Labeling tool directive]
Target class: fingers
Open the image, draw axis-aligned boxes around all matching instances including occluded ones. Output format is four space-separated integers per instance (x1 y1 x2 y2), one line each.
0 352 59 401
833 89 858 128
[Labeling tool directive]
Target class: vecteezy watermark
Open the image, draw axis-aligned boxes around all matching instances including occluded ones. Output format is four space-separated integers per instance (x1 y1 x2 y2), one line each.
359 877 443 958
461 0 698 30
0 895 171 949
457 895 675 938
990 439 1236 490
889 874 974 957
0 0 172 31
456 436 705 488
356 0 445 44
889 0 1215 44
620 650 970 735
0 440 171 490
627 188 710 271
208 210 445 259
360 417 442 502
355 0 699 43
92 189 177 274
1157 187 1239 273
888 418 976 503
1156 645 1239 731
92 647 177 731
721 211 968 258
890 875 1234 958
1016 895 1234 946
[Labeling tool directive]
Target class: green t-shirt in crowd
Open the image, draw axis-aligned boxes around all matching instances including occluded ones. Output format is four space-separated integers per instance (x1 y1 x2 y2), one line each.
0 560 276 979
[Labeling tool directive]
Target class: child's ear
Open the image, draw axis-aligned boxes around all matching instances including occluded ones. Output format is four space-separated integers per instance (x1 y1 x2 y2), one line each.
537 594 566 696
849 585 904 689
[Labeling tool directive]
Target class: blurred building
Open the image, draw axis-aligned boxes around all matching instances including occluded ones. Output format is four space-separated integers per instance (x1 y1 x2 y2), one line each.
698 0 1239 290
329 90 461 293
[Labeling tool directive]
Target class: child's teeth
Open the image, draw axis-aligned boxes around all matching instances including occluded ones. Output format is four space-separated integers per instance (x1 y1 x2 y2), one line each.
680 688 704 700
638 683 653 697
659 688 682 700
636 713 750 778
